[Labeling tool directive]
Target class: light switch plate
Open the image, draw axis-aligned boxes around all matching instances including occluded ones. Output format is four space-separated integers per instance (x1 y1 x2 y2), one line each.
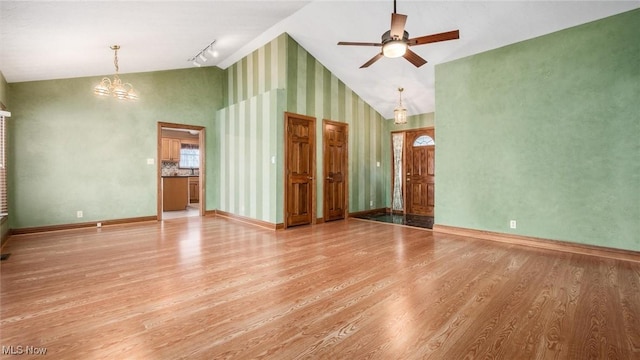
147 158 154 165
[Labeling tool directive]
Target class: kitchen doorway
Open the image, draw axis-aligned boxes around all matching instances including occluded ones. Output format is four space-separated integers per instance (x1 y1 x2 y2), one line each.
157 122 206 220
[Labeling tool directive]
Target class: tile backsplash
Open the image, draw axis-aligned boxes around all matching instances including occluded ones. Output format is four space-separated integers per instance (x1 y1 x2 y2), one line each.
162 161 199 176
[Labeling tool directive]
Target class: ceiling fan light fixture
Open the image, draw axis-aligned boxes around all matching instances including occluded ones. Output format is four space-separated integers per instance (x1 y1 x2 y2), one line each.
383 40 407 58
337 1 459 68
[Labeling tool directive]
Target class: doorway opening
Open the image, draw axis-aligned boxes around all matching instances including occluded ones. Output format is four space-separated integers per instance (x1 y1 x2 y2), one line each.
157 122 206 220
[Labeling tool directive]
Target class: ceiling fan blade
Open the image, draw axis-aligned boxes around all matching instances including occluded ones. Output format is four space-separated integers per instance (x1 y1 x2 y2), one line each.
390 13 407 39
408 30 460 46
403 49 427 67
337 41 383 47
360 53 384 68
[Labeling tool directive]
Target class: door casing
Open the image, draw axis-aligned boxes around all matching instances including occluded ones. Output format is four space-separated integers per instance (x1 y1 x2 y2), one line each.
157 122 206 220
390 127 435 217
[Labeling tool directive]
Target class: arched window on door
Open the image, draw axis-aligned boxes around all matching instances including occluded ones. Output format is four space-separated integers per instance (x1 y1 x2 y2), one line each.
413 135 435 146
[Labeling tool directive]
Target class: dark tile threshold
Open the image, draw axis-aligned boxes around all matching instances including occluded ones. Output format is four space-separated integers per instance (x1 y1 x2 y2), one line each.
353 212 434 230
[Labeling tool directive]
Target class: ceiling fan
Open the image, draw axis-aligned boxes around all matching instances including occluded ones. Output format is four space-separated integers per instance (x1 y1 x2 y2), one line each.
337 0 459 68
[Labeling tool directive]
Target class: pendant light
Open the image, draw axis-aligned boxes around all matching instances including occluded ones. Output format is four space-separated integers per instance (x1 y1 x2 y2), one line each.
394 87 407 124
94 45 138 101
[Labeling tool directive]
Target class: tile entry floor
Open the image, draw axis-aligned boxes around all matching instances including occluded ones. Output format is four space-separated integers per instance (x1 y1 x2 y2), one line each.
353 212 434 229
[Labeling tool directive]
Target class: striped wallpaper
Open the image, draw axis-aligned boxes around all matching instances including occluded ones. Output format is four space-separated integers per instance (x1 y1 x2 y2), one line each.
224 34 287 107
285 36 386 217
216 90 285 223
217 33 388 224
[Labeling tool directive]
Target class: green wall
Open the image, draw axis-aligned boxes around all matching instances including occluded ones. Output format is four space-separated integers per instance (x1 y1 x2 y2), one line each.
8 67 223 229
435 9 640 251
285 36 386 217
215 89 285 223
6 32 387 229
217 34 387 224
216 35 288 223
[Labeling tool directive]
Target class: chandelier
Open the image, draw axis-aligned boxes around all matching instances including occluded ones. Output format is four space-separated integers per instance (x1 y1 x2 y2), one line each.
94 45 138 100
394 87 407 124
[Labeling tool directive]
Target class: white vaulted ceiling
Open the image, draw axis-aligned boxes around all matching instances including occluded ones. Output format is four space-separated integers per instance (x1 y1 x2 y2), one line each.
1 1 638 118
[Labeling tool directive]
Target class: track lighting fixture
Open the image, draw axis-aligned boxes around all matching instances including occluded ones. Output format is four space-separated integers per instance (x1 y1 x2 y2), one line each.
188 40 217 67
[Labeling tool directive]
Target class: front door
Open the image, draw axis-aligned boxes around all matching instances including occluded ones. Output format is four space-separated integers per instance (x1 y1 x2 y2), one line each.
285 112 316 228
405 129 435 216
323 120 348 222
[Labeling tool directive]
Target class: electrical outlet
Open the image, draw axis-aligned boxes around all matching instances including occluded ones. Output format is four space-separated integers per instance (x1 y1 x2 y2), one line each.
510 220 517 229
370 200 374 207
97 222 102 228
77 211 83 218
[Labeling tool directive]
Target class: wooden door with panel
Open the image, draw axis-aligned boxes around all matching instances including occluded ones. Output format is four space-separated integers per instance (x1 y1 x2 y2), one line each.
285 113 316 228
405 129 435 216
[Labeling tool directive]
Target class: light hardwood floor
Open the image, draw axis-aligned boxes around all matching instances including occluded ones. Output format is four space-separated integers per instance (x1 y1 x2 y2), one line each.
1 216 639 359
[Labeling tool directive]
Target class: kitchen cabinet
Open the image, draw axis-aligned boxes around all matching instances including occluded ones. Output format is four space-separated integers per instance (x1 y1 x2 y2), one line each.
161 138 181 162
163 177 188 211
189 177 199 203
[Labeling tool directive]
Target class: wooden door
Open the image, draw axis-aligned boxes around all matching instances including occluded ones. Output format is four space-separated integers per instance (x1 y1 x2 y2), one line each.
323 120 348 222
406 129 435 216
285 113 316 228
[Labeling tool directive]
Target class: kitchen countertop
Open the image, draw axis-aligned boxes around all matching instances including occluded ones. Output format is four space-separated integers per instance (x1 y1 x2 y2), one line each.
162 175 199 178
